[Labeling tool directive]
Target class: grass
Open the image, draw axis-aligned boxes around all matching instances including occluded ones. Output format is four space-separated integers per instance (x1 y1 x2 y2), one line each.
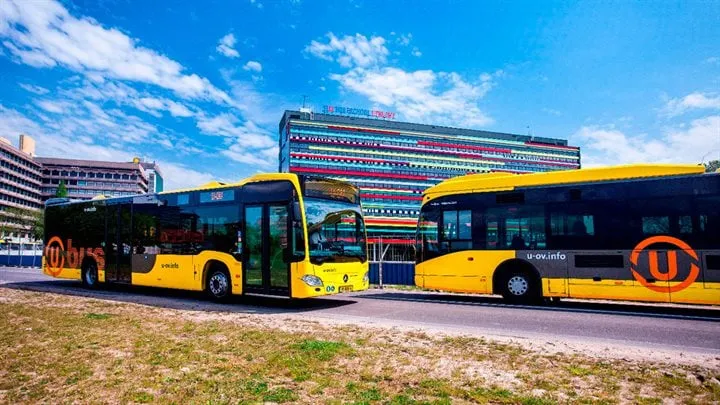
0 288 718 404
293 339 351 361
84 312 112 320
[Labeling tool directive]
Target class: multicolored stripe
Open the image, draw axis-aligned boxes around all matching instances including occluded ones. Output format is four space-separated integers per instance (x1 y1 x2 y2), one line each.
283 116 580 241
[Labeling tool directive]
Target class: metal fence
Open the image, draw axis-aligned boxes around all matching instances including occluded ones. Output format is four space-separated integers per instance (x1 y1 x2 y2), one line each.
368 235 416 262
369 261 415 286
366 236 416 286
0 255 42 267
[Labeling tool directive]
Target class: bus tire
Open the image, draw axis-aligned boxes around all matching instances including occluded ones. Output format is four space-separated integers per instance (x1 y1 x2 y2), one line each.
205 262 231 301
81 261 99 289
495 261 541 304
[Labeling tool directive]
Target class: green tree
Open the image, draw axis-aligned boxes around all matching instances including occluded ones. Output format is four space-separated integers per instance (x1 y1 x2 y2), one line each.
705 159 720 173
30 209 44 241
55 180 68 197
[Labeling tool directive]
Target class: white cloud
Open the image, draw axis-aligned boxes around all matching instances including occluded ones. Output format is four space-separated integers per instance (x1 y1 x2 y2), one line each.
305 32 388 68
221 72 294 126
573 115 720 166
705 56 719 65
319 86 326 91
19 83 49 94
35 100 68 114
134 96 193 118
222 143 276 167
243 60 262 72
249 0 263 8
330 67 497 128
216 33 239 58
308 32 499 127
196 112 275 148
0 104 134 161
166 100 193 117
0 0 230 102
662 92 720 117
59 79 195 119
157 161 225 190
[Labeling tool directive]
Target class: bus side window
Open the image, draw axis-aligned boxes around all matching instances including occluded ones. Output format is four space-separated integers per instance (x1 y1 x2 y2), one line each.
550 213 595 236
441 210 472 252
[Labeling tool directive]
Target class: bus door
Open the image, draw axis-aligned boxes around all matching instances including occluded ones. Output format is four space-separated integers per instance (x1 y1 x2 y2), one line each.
105 203 133 283
243 204 290 296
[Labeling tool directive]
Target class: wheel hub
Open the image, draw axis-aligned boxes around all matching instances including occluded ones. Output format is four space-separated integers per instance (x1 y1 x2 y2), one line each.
507 275 529 296
85 267 96 285
210 273 228 296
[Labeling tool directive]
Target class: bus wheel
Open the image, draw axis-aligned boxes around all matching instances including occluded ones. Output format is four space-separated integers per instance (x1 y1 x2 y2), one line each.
501 270 539 304
206 265 231 301
81 262 99 289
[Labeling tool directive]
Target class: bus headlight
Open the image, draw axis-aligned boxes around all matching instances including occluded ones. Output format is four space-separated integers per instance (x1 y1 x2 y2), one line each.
363 272 369 284
301 274 323 287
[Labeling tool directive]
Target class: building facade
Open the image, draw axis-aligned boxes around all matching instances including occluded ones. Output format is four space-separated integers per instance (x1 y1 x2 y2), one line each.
36 157 149 201
279 109 581 258
140 161 165 193
0 136 42 242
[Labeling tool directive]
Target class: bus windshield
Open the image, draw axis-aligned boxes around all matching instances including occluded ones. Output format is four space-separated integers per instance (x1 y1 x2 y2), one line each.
304 198 366 264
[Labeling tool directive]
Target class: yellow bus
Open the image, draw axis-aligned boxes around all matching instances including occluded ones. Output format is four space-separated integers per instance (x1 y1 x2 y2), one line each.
43 173 369 300
415 164 720 305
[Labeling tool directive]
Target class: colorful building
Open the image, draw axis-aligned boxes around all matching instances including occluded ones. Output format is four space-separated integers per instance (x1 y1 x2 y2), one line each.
278 108 581 258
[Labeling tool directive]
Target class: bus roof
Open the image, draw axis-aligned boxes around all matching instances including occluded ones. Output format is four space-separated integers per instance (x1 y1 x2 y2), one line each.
45 173 359 207
159 172 301 195
45 173 303 207
423 164 707 202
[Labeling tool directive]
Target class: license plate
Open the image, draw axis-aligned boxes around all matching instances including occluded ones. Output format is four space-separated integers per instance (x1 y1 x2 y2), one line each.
339 285 353 293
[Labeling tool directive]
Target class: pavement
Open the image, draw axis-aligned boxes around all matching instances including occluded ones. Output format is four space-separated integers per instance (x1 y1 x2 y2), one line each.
2 266 719 356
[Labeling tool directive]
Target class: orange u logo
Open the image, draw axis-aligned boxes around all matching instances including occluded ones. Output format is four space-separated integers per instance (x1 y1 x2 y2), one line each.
630 236 700 293
44 236 65 277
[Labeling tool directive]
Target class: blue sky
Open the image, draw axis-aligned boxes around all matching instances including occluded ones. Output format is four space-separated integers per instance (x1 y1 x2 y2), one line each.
0 0 718 189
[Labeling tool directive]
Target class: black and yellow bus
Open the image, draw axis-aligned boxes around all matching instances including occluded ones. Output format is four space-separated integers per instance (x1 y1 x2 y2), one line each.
415 164 719 305
43 173 369 300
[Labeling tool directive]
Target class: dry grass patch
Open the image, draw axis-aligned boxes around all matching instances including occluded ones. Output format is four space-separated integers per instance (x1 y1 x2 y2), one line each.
0 288 718 404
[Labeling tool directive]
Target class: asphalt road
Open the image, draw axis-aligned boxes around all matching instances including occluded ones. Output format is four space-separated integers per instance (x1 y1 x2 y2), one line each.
2 267 719 354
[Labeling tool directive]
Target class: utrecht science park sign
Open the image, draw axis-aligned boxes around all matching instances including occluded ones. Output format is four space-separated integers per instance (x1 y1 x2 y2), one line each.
322 105 396 120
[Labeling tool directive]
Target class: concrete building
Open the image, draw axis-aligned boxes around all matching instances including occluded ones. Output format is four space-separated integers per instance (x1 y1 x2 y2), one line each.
36 157 149 201
0 135 42 242
140 160 164 193
279 107 581 258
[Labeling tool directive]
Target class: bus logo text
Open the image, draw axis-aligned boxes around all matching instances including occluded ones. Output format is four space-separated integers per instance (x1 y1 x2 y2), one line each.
44 236 105 277
630 236 699 293
526 252 566 260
